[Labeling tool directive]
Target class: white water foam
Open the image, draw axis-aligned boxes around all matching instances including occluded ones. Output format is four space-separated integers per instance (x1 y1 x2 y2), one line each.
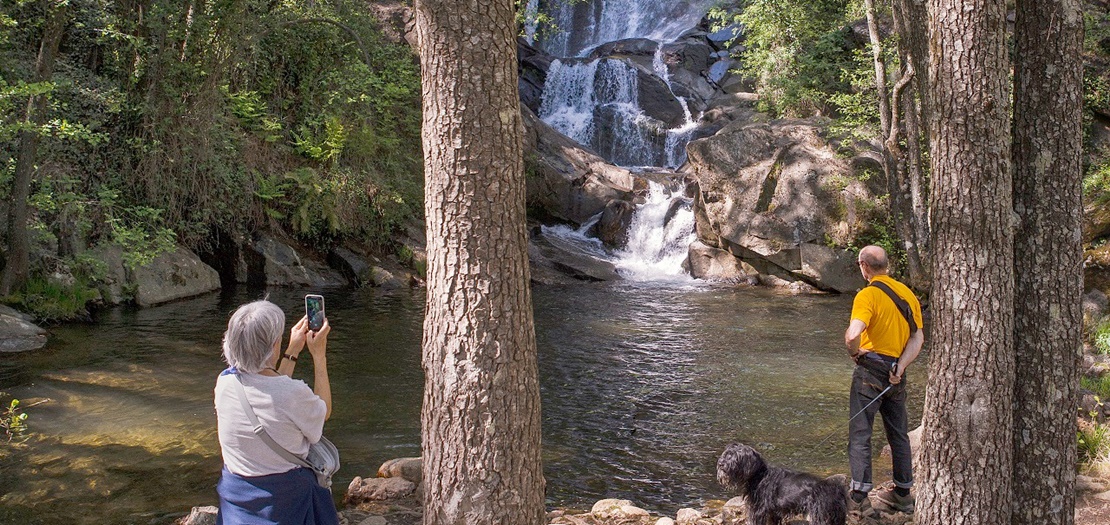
614 181 696 281
541 181 696 282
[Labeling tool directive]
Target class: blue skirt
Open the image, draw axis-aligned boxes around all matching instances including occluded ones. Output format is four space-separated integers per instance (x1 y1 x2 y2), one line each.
217 466 339 525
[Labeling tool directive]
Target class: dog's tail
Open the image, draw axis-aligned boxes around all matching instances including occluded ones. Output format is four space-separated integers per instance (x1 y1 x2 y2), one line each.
808 479 848 525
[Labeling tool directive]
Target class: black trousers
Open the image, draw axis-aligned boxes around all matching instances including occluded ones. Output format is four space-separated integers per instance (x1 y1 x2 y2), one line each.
847 363 913 493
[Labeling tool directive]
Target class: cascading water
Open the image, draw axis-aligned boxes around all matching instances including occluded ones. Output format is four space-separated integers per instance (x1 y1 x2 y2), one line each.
541 181 696 282
537 0 717 58
615 182 697 281
536 0 712 280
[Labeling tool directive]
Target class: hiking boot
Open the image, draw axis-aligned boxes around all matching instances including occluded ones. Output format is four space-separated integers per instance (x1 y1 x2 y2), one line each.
847 491 875 518
873 488 915 513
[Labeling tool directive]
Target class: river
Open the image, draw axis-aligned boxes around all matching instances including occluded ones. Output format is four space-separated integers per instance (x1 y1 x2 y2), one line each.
0 283 924 524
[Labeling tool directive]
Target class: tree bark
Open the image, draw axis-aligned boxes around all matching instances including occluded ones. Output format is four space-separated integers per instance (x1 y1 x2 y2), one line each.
2 0 68 295
1011 1 1084 524
918 1 1014 525
414 0 545 523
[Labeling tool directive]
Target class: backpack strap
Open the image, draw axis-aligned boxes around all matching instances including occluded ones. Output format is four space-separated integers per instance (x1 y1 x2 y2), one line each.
869 280 919 333
229 374 313 470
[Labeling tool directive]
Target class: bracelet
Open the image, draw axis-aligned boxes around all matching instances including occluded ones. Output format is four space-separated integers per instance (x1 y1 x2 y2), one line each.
283 353 298 362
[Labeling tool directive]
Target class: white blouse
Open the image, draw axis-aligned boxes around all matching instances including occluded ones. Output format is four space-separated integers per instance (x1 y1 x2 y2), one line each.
215 371 327 477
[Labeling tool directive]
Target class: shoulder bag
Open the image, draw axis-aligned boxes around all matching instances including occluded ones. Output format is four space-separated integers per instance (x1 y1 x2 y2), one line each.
229 374 340 489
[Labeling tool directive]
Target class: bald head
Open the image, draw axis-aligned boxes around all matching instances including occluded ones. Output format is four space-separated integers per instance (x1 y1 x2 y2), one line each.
858 245 889 274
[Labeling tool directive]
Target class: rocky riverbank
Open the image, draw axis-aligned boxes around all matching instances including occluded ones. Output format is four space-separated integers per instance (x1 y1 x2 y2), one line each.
173 454 1110 525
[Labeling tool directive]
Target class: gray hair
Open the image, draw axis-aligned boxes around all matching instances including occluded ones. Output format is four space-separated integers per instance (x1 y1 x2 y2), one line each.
222 300 285 373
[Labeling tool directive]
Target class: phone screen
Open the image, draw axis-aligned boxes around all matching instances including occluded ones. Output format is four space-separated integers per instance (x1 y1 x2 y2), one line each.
306 295 325 331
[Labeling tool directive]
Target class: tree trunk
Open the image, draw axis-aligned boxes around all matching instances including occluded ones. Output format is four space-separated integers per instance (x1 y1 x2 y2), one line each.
2 0 68 295
1011 1 1084 524
891 0 931 288
918 1 1014 525
413 0 545 523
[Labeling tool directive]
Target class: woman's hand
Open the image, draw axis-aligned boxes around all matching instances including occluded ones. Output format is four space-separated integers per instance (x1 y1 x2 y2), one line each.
288 316 309 356
307 318 330 360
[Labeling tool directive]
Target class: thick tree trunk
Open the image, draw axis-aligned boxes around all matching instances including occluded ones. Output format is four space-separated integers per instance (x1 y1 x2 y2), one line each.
918 1 1014 525
2 0 68 295
414 0 545 523
1011 1 1084 524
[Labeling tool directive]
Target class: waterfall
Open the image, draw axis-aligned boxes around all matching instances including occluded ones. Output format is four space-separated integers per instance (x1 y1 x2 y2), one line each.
614 181 696 281
541 181 696 282
537 0 713 170
539 0 717 58
536 0 711 280
539 59 660 167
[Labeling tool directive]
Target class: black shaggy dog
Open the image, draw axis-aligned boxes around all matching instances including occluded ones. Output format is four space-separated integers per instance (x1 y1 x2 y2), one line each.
717 443 847 525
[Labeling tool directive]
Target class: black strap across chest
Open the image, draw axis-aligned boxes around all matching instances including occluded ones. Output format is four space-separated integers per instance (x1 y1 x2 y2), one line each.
869 281 919 333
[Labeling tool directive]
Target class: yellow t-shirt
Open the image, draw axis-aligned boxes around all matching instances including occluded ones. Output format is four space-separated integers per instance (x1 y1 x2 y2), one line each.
850 274 924 358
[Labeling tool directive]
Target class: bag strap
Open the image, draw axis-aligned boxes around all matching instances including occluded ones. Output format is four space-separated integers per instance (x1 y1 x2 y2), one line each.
869 280 919 333
229 374 314 470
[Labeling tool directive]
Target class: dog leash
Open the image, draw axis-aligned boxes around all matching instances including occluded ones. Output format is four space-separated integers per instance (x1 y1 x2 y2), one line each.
810 360 898 451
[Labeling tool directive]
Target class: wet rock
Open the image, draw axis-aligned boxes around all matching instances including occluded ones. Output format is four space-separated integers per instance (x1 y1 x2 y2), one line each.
345 476 416 504
519 38 555 113
248 234 347 288
530 234 621 282
329 247 373 286
0 314 47 353
0 304 33 322
175 506 217 525
90 244 221 306
377 457 423 485
594 200 636 248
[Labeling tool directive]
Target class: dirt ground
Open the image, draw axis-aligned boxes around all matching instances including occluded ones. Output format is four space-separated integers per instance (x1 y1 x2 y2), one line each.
1076 495 1110 525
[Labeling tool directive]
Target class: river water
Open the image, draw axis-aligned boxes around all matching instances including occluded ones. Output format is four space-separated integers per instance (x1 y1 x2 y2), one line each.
0 283 925 524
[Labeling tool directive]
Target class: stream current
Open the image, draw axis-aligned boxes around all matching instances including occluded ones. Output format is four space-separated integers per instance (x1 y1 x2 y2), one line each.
0 284 924 524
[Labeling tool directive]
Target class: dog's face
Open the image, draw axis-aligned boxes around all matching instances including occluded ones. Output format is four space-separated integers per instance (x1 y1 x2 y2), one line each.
716 443 767 491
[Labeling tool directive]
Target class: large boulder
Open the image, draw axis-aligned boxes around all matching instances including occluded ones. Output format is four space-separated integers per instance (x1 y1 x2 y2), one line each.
0 313 47 352
523 106 638 226
685 240 757 283
132 247 222 307
90 244 221 306
245 234 347 288
684 118 866 292
344 476 416 504
593 200 637 248
530 232 621 282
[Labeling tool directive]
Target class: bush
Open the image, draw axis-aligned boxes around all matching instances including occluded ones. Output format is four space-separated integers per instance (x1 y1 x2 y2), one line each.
1079 420 1110 477
1091 317 1110 355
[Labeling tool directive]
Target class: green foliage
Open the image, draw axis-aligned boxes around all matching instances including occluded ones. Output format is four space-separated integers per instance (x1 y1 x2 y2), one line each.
711 0 859 117
0 0 426 297
1082 375 1110 400
1083 151 1110 204
1 398 30 444
1091 316 1110 355
5 274 100 321
1079 421 1110 476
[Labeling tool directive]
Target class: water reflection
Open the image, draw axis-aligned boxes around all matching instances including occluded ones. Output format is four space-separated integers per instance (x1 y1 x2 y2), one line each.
0 283 924 523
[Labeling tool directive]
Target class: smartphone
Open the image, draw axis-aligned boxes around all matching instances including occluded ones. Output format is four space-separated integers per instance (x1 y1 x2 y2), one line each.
305 294 325 332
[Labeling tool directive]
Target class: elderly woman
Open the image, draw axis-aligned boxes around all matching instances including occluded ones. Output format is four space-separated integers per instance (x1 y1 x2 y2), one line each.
213 300 337 525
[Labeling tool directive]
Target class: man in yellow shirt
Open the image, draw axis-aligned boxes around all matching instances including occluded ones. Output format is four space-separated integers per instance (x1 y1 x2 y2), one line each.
843 245 924 513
